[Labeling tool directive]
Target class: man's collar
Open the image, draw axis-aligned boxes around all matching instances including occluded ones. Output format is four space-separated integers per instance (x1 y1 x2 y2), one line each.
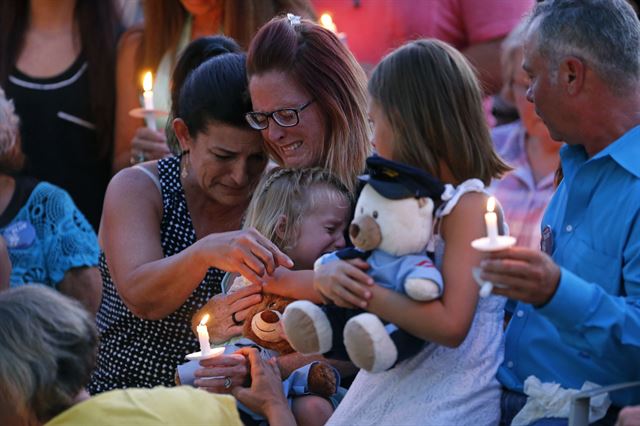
560 125 640 179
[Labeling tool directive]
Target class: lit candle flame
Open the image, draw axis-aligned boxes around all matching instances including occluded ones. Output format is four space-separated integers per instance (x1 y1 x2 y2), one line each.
199 314 210 326
142 71 153 92
487 196 496 213
320 13 337 33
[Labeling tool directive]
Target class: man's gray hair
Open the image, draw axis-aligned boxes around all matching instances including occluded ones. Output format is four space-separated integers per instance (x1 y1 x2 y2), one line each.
0 285 97 422
529 0 640 93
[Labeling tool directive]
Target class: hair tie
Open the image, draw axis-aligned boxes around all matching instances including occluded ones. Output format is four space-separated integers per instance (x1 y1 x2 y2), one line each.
287 13 301 27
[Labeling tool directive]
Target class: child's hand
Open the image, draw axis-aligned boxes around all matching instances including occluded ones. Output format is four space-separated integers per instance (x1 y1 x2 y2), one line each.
314 259 373 309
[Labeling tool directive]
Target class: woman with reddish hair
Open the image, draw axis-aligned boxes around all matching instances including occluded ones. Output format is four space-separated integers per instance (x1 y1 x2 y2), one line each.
246 15 371 195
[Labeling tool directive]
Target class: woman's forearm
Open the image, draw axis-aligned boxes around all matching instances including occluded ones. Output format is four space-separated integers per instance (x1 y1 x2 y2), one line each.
113 244 211 320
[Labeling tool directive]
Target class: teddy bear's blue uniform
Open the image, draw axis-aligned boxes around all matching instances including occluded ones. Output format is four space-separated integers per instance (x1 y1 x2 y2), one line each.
318 249 443 296
316 247 443 369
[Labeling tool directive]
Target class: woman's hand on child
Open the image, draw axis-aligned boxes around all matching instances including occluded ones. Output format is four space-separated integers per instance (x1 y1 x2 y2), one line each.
231 348 294 425
194 353 249 394
194 284 262 343
197 228 294 285
314 258 373 309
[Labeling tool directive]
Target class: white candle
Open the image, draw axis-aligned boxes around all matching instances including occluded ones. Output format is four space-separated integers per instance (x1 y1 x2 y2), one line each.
197 314 211 355
142 71 157 131
485 196 498 245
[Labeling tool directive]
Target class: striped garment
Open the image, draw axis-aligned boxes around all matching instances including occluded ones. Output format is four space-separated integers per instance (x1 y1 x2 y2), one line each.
489 122 556 251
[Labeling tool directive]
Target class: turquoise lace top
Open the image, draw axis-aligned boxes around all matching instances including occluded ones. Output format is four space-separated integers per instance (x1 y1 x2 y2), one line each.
0 180 99 286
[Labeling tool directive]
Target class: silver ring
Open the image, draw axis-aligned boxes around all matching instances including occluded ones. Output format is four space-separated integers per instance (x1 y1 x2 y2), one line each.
224 376 232 389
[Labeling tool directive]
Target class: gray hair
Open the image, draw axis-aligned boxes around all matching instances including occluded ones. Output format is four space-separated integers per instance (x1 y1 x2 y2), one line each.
0 285 97 423
528 0 640 93
0 86 19 156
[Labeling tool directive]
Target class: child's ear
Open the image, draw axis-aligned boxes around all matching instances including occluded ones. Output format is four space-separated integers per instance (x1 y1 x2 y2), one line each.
275 214 288 241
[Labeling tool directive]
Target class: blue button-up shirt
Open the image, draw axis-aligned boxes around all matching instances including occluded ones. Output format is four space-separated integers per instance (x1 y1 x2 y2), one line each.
498 125 640 407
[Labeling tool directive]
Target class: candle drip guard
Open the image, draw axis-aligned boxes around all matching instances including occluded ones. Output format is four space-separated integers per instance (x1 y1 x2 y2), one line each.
470 235 516 298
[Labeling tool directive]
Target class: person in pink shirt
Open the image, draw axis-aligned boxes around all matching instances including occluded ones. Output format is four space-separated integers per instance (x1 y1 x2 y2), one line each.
311 0 533 94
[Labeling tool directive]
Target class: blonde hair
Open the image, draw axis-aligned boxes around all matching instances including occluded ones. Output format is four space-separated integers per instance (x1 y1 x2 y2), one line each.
0 285 97 423
247 17 371 195
244 167 351 253
369 39 510 186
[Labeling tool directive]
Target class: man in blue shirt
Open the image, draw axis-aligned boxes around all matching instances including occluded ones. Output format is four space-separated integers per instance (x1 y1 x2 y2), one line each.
480 1 640 425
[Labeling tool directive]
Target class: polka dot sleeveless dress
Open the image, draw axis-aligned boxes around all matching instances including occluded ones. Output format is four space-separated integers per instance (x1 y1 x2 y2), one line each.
88 156 224 394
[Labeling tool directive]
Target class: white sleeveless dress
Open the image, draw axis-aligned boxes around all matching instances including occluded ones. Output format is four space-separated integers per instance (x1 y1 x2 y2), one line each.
327 179 506 426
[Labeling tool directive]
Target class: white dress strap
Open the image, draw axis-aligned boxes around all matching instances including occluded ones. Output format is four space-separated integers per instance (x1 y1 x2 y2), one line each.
132 164 161 194
437 178 486 218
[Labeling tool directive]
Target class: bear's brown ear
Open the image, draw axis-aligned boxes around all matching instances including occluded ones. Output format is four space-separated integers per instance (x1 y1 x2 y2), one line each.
417 197 428 208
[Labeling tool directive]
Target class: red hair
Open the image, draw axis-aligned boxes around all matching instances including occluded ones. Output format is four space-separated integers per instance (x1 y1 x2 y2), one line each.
247 17 371 194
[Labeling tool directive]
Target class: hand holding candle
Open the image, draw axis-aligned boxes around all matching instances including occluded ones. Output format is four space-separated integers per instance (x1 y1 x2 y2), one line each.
141 71 157 131
470 196 516 297
197 314 211 356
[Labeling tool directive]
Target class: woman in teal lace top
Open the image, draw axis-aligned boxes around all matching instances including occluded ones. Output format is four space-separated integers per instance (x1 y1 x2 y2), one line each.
0 87 101 313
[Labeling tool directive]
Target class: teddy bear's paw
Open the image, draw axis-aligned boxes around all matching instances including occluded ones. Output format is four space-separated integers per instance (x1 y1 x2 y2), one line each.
308 362 338 397
405 278 441 301
282 301 333 354
344 313 398 373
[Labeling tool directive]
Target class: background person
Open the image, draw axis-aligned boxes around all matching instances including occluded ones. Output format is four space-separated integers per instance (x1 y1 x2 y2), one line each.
0 86 101 314
0 0 120 231
489 19 560 251
88 37 291 394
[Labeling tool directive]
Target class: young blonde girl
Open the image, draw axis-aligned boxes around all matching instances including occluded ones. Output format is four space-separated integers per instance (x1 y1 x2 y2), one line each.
216 167 353 426
318 39 511 425
242 167 352 272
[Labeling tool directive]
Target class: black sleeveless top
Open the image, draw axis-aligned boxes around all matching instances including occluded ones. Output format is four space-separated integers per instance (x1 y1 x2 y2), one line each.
6 54 110 231
88 156 224 393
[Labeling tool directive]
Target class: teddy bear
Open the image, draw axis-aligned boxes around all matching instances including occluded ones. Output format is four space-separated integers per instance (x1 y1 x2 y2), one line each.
240 292 338 398
179 288 338 400
282 156 446 373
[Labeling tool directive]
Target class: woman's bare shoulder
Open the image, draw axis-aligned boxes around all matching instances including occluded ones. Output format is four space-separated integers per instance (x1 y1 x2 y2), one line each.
106 162 161 205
